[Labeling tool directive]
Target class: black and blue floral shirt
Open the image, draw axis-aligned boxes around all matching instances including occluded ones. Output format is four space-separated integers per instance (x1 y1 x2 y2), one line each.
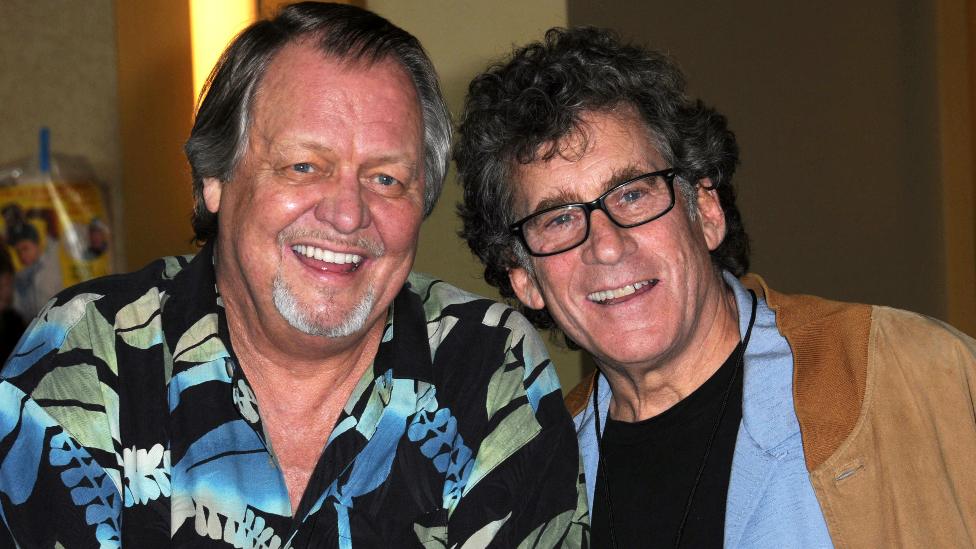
0 244 588 547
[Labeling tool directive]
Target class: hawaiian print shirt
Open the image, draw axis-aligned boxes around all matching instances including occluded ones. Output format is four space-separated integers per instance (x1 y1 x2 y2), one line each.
0 244 588 547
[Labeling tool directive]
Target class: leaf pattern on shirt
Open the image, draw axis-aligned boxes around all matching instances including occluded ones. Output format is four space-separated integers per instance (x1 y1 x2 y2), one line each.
0 251 588 547
115 289 164 349
2 292 101 378
232 379 259 424
49 430 121 548
122 444 171 507
408 407 475 513
191 499 286 549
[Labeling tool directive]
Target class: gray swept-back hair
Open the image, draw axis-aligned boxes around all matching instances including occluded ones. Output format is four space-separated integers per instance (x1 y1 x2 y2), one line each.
185 1 451 243
455 27 748 329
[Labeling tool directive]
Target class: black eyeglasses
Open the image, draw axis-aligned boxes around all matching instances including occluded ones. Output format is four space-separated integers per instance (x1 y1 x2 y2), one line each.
510 168 677 257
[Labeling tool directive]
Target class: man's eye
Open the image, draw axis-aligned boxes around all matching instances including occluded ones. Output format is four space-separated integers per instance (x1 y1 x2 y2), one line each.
621 189 647 203
292 162 314 173
548 213 573 227
540 209 582 231
375 174 400 187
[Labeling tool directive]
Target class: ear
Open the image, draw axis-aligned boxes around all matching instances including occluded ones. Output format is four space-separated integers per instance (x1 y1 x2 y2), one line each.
696 178 727 251
202 177 223 214
508 266 546 310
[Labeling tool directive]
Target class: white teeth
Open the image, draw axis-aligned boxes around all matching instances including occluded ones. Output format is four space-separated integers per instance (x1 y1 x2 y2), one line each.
587 280 652 303
291 244 362 265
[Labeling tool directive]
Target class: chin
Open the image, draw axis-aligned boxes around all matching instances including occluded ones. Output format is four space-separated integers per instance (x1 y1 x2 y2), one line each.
272 276 376 338
593 333 669 368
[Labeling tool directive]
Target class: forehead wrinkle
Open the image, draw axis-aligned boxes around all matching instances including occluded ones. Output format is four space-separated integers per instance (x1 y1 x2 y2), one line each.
530 163 651 214
273 140 334 156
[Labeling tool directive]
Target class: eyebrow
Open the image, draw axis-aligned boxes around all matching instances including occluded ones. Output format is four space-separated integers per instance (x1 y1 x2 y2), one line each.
530 165 651 213
360 155 420 180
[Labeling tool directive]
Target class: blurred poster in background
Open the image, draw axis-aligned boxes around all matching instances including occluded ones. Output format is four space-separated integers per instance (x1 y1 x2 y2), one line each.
0 129 113 323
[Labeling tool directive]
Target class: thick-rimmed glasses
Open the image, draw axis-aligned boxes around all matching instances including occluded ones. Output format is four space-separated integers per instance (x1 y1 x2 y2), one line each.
510 168 676 257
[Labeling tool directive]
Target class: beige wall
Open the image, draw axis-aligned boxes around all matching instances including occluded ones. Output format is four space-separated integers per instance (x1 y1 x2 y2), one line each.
369 1 587 390
0 0 124 261
568 1 956 326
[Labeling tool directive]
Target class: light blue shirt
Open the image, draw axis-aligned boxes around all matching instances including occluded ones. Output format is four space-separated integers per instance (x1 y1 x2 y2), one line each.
573 272 833 547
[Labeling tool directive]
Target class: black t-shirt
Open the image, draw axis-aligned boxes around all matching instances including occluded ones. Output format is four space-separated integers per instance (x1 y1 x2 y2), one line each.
590 343 744 548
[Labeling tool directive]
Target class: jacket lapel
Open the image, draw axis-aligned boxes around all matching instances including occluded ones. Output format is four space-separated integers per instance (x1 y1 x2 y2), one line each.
572 371 609 516
724 430 780 547
722 273 801 546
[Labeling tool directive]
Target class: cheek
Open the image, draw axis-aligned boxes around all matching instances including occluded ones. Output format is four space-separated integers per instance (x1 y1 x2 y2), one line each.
372 199 423 252
274 189 308 215
534 258 580 308
242 186 309 231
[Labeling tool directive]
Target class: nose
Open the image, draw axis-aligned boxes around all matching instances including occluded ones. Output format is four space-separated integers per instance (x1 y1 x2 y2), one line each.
314 170 371 234
584 210 631 265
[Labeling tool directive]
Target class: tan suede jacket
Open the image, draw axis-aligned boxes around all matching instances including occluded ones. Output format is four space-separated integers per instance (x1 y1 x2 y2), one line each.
566 274 976 548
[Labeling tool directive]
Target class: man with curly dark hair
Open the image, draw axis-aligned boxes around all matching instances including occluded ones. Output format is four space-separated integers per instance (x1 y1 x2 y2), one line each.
456 26 976 548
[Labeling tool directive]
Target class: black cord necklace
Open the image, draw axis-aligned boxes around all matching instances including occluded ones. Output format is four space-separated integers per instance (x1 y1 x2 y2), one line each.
592 290 757 549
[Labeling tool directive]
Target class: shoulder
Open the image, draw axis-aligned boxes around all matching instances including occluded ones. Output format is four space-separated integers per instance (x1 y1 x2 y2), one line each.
867 307 976 386
1 254 190 484
43 253 191 322
3 254 192 384
407 272 502 319
741 274 872 335
742 273 976 470
407 272 561 408
742 274 873 376
743 273 974 368
60 253 192 302
406 271 542 347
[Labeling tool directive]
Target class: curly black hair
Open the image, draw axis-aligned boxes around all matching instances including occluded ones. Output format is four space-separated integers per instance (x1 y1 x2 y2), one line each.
455 26 749 330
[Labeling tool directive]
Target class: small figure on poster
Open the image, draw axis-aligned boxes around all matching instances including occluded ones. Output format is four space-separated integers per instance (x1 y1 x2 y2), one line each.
2 203 63 319
84 217 110 260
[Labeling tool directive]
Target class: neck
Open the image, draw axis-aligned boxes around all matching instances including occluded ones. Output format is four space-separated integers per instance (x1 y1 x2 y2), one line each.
599 282 740 423
223 296 383 402
222 295 384 515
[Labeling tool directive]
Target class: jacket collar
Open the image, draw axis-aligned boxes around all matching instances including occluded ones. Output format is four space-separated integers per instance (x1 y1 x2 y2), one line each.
724 272 800 453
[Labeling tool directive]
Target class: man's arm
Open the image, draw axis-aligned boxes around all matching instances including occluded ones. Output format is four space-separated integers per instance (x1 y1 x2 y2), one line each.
508 413 590 548
0 291 123 547
0 381 122 547
446 313 590 548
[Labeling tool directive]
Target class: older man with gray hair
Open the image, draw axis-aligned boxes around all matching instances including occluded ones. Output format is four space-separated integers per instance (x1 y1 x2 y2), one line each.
0 4 587 547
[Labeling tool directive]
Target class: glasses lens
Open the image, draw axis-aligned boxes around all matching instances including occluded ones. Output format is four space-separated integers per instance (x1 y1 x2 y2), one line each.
522 205 588 255
605 174 672 226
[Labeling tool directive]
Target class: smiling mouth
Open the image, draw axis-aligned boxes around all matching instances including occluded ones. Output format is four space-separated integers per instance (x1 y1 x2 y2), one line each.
587 279 658 304
291 244 363 271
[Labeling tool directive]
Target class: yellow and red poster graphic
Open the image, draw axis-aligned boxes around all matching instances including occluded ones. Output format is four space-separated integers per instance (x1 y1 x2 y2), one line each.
0 180 112 320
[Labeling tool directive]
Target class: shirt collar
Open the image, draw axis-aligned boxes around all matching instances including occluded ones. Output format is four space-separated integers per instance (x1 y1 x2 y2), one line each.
373 279 434 384
163 242 433 383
